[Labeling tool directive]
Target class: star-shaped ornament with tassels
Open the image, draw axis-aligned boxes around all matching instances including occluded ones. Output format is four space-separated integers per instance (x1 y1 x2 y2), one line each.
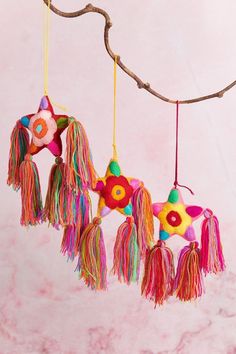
20 96 68 156
93 159 141 217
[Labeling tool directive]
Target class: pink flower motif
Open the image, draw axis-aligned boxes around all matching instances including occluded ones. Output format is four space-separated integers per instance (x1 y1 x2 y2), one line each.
29 110 57 147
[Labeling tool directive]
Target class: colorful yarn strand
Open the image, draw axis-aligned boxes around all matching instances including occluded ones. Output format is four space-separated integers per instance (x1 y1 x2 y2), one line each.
78 217 107 290
141 240 175 306
7 121 29 191
174 241 204 301
132 183 154 257
19 154 43 226
44 157 65 229
112 216 140 284
65 117 97 192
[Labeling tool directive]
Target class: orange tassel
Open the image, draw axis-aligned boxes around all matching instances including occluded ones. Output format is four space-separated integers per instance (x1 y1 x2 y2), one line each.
7 121 29 190
77 217 107 290
174 241 204 301
65 118 97 192
19 154 43 226
44 157 65 228
132 184 154 257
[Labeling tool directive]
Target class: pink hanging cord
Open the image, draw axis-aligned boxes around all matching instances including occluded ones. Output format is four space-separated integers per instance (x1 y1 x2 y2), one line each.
173 101 194 195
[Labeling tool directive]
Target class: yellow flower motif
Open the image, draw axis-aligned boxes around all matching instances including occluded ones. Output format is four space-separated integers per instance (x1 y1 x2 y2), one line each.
158 202 191 236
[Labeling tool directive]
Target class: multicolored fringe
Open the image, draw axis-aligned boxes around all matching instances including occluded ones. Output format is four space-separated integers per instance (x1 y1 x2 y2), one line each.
44 157 65 228
7 121 29 190
200 209 225 275
132 184 154 257
77 217 107 290
61 224 81 261
19 154 43 226
174 241 204 301
141 240 175 306
65 117 97 192
112 216 140 284
60 191 91 259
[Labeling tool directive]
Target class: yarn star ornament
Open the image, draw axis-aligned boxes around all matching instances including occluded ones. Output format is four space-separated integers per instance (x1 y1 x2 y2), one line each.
153 187 203 241
78 157 153 290
20 96 68 157
93 159 141 217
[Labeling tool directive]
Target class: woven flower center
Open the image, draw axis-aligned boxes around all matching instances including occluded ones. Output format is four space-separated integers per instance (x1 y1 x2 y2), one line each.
111 185 126 201
33 118 48 138
166 210 182 227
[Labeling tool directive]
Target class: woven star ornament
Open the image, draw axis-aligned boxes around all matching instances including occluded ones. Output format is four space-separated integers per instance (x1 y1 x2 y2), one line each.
141 186 225 306
77 158 154 291
153 187 203 241
7 96 96 242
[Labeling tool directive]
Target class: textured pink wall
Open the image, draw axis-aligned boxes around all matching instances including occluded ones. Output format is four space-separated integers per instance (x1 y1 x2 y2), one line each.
1 0 236 353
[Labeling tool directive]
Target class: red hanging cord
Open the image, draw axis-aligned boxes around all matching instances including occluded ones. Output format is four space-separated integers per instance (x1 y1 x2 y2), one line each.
173 101 194 195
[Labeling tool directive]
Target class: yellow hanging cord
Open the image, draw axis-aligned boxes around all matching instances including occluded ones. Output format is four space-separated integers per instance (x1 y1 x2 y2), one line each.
43 0 50 96
43 0 67 111
112 55 118 160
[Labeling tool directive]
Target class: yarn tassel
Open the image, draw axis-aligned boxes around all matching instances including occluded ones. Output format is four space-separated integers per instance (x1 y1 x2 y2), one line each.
7 121 29 190
174 241 204 301
132 184 154 257
112 216 140 284
60 192 91 260
65 117 97 192
200 209 225 275
78 217 107 290
19 154 43 226
61 224 81 261
44 157 65 229
141 240 175 306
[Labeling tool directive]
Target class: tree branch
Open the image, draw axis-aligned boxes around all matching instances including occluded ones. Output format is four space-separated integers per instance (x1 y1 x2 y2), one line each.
43 1 236 104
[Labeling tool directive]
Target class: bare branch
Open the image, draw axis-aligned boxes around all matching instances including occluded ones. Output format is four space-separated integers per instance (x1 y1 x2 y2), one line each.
43 1 236 104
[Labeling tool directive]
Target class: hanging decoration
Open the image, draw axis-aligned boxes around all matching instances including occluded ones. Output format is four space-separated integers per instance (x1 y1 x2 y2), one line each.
141 101 225 306
7 0 96 243
77 55 154 290
7 0 226 305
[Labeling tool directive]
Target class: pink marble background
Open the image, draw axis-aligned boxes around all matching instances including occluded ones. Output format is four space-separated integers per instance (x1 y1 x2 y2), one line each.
1 0 236 353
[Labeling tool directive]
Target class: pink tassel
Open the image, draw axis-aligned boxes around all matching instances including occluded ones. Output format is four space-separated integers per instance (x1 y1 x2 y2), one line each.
132 184 154 258
77 217 107 290
112 216 140 284
174 241 204 301
141 240 175 306
61 225 80 261
200 209 225 275
7 121 29 190
19 154 43 226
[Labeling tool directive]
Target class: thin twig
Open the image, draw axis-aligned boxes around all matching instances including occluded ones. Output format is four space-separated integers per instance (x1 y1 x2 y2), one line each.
43 1 236 104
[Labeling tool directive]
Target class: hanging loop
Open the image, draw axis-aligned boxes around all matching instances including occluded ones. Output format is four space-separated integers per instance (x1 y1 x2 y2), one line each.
112 54 118 160
173 100 194 195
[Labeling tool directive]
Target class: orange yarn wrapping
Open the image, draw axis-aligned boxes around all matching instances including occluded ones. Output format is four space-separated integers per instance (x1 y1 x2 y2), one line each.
65 118 97 192
7 121 29 190
141 240 175 306
174 241 204 301
19 154 43 226
132 184 154 257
